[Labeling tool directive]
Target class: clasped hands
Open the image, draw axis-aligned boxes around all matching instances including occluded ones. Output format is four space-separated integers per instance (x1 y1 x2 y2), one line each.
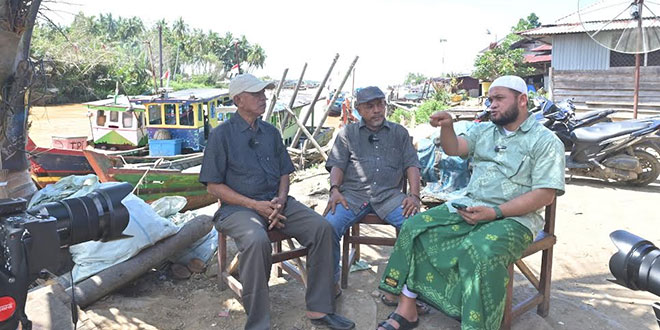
253 197 287 230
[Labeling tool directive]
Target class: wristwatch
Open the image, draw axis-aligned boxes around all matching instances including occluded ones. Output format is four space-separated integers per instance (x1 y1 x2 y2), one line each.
493 205 505 220
330 184 340 193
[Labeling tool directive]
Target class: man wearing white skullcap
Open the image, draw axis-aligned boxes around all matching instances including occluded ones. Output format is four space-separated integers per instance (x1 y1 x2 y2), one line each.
375 76 566 330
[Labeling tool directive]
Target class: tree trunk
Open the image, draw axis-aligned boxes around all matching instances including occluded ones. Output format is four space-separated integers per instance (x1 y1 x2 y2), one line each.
0 0 42 199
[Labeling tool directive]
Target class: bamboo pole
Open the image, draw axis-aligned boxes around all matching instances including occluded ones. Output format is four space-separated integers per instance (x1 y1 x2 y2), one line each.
282 106 328 161
281 63 308 129
290 54 339 148
304 56 359 150
265 68 288 122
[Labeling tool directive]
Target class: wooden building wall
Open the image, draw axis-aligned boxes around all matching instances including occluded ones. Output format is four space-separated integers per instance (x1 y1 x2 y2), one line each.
551 66 660 119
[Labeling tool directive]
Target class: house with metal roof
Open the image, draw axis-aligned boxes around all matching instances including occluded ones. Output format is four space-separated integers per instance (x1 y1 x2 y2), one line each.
520 4 660 118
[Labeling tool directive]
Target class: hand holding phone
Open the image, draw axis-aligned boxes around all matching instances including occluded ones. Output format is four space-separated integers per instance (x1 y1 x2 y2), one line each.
451 202 468 210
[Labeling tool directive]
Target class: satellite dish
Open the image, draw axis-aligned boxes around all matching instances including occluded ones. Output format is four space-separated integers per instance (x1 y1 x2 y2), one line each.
578 0 660 54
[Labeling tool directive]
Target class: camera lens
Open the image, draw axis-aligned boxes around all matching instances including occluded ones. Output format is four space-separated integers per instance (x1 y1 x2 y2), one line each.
609 230 660 296
29 183 132 246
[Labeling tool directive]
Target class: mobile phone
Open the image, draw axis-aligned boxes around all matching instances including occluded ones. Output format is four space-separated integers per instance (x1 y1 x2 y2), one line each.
451 202 468 210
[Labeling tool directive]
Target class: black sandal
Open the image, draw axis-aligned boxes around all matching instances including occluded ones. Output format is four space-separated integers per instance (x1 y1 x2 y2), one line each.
376 312 418 330
379 294 431 315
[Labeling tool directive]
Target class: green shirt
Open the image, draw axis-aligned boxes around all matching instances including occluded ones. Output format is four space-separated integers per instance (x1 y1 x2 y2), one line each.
448 112 565 236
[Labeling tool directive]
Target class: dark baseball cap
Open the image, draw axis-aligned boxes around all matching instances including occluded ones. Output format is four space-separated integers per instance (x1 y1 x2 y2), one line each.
355 86 385 106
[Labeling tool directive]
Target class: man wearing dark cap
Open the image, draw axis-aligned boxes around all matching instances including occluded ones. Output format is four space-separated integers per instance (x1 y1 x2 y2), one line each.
324 86 422 297
200 74 355 330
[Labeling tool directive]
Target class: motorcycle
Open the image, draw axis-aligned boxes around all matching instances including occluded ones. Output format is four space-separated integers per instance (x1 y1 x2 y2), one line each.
531 97 617 151
566 119 660 186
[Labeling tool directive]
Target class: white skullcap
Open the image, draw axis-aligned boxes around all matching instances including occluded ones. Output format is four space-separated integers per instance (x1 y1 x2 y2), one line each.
489 75 527 95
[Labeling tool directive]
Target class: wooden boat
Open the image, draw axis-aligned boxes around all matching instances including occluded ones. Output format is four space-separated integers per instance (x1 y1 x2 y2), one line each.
132 88 232 152
84 96 148 150
82 149 213 211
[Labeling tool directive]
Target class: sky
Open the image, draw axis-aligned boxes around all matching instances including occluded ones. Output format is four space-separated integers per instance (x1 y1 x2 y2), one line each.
45 0 581 88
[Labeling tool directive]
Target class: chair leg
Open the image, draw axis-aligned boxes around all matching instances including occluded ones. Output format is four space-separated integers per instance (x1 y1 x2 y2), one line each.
353 224 361 262
501 264 514 330
274 241 283 277
537 247 554 317
218 233 228 291
341 227 351 289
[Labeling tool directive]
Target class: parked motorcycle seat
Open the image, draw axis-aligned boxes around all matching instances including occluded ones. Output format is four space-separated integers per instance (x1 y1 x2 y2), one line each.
571 121 650 143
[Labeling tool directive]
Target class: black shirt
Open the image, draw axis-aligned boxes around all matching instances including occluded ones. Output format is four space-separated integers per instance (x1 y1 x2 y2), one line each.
199 112 295 220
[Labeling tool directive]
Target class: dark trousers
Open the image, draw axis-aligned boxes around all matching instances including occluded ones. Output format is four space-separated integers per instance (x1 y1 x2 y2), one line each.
217 197 335 330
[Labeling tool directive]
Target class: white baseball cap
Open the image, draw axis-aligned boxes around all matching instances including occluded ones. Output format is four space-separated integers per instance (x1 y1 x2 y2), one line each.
229 74 276 98
489 75 527 95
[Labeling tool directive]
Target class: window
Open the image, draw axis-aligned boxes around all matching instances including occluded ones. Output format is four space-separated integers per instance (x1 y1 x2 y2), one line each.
648 49 660 66
96 110 106 126
164 104 176 125
109 111 119 122
611 49 660 67
197 104 202 122
137 113 144 128
148 105 162 125
179 104 194 126
122 112 133 128
210 101 216 119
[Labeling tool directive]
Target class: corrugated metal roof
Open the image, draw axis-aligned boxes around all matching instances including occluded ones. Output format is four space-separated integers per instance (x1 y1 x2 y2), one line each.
84 97 145 110
524 54 552 63
522 18 660 36
530 44 552 52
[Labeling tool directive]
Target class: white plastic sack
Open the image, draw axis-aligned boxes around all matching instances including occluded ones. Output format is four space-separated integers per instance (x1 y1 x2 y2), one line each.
69 188 180 282
151 196 218 265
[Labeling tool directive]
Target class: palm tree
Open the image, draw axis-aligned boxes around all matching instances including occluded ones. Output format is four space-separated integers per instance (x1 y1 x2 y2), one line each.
0 0 42 199
247 44 267 70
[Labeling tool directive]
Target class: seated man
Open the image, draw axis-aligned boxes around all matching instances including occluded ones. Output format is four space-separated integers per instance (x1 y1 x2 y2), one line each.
324 86 422 296
200 74 355 330
376 76 565 330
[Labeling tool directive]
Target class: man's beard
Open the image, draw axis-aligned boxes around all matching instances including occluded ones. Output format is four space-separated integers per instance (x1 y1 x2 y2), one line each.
491 103 519 126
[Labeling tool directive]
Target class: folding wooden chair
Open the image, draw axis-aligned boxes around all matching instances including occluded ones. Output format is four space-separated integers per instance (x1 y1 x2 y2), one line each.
501 197 558 329
217 226 308 296
340 178 408 289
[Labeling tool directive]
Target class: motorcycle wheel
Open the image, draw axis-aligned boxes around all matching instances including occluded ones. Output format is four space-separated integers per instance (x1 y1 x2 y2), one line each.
629 150 660 186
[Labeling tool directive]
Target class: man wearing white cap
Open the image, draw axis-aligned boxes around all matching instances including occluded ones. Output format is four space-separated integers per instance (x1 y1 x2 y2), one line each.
200 74 355 330
375 75 565 330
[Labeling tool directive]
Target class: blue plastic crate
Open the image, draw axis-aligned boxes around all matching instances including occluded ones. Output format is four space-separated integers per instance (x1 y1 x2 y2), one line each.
149 139 182 156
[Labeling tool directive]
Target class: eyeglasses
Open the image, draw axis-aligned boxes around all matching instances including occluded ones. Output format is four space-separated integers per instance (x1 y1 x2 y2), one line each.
368 134 380 143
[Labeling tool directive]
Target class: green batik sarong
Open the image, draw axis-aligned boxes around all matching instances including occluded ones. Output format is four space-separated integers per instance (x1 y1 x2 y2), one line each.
379 204 533 330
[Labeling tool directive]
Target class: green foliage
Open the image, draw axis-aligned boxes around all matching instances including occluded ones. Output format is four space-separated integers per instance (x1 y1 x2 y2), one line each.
404 72 427 85
415 100 448 124
388 108 412 124
472 13 540 82
31 13 267 103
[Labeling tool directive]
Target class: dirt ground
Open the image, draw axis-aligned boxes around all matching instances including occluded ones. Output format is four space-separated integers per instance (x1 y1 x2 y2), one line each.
27 105 660 330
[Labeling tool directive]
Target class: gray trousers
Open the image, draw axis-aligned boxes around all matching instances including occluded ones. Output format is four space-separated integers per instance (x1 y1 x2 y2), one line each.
217 197 335 330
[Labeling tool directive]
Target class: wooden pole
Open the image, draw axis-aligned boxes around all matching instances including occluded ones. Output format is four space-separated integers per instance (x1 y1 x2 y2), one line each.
158 24 163 88
145 41 159 93
305 56 359 148
282 106 328 161
67 215 213 308
290 54 339 148
633 0 644 119
282 63 308 129
265 68 288 122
